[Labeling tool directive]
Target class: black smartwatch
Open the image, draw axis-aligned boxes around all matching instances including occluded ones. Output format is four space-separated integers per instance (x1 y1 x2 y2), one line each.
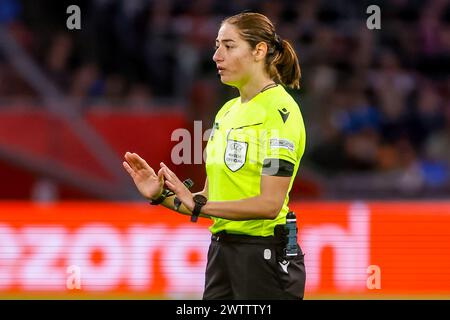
191 194 207 222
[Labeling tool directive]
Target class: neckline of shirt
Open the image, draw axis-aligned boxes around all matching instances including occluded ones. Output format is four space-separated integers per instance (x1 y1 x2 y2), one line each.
260 82 278 93
240 83 280 105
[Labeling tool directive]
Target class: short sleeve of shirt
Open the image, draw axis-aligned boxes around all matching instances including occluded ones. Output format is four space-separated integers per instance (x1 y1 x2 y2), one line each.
262 104 304 165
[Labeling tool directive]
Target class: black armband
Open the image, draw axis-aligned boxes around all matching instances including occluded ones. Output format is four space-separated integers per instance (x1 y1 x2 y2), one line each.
262 158 295 177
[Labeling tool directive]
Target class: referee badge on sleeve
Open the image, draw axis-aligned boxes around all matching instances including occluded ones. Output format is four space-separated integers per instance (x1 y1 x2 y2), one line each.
224 140 248 172
270 138 295 151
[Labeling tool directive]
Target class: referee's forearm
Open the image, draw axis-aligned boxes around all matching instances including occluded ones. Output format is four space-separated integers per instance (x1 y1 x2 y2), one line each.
159 191 210 218
202 196 280 221
159 195 191 215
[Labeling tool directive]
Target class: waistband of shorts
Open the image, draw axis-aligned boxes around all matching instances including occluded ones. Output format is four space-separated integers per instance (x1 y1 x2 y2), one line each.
211 231 284 245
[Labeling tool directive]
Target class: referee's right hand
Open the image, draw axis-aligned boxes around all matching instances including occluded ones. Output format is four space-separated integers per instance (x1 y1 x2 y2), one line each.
122 152 164 200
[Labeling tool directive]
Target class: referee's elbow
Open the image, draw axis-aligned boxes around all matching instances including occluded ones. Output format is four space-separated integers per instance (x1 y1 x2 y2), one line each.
264 200 283 220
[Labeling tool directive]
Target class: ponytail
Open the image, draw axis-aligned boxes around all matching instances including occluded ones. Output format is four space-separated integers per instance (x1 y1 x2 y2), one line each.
267 39 301 90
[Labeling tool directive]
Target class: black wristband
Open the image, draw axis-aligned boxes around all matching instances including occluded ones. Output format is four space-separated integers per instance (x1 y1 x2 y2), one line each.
174 197 182 211
149 189 169 205
151 179 195 207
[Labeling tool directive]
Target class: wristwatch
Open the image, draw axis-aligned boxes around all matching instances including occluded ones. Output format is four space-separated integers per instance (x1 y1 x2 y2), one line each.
191 194 207 222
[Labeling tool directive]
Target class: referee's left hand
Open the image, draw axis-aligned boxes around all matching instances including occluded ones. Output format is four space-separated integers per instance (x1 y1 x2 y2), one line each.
159 162 195 211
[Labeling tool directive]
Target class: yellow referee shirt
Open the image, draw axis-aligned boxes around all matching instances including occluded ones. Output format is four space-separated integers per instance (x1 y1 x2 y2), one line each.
205 85 306 236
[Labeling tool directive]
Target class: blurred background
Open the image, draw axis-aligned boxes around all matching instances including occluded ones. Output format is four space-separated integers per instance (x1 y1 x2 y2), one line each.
0 0 449 299
0 0 449 201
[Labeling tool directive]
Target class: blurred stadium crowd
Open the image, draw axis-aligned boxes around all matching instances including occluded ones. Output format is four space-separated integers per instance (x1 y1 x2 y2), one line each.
0 0 449 199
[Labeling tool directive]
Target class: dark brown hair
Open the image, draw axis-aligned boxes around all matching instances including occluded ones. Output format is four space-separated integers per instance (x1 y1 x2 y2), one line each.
223 12 301 89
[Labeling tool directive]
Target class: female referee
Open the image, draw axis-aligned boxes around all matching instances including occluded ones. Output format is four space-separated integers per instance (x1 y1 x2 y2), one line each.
123 12 306 300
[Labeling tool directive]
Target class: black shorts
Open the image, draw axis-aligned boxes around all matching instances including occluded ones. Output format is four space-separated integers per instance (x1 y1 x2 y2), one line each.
202 231 306 300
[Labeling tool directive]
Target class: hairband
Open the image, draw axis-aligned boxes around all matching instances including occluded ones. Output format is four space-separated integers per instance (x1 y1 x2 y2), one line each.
274 33 284 52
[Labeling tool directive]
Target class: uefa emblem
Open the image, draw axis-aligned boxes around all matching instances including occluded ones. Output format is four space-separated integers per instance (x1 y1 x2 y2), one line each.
224 140 248 172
